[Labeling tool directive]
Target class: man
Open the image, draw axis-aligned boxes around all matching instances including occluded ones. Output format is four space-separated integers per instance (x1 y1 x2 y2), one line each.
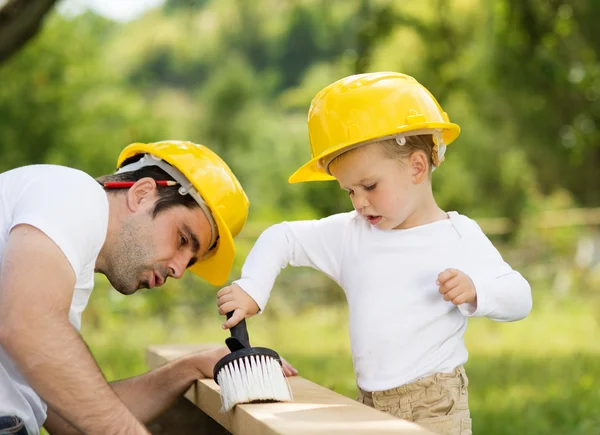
0 140 296 435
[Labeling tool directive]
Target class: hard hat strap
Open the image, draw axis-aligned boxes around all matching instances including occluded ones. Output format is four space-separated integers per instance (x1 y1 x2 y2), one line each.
116 154 218 250
431 130 446 171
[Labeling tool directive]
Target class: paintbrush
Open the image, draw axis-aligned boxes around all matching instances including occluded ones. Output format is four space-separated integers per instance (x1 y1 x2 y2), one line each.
213 313 292 412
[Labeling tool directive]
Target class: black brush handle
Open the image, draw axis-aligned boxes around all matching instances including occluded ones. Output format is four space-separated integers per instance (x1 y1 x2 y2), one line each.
225 311 250 352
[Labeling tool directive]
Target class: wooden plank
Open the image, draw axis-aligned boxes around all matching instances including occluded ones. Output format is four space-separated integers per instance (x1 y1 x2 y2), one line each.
147 344 432 435
147 396 231 435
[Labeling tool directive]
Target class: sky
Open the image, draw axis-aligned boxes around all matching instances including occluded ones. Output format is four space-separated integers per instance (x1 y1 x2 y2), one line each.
58 0 166 22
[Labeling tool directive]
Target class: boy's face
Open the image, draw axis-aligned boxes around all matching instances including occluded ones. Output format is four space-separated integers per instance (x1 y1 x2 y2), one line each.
329 143 421 230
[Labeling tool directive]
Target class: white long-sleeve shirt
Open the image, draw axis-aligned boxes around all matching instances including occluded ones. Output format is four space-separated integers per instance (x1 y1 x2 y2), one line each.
234 211 532 392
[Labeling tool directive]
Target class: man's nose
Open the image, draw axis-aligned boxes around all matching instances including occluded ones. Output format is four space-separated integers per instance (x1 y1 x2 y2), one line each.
168 253 189 279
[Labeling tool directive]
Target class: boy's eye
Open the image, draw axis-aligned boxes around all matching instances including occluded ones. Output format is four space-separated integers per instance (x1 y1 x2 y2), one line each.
364 183 377 191
180 235 187 246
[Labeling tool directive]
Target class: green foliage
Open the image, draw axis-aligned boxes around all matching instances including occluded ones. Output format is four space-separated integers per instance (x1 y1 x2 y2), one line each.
2 0 599 213
3 1 600 433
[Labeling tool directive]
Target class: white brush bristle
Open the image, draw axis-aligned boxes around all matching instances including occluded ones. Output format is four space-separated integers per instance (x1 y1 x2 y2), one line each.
216 354 292 412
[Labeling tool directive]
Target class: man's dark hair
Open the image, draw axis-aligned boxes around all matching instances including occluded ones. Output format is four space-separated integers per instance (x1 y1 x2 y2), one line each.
97 155 199 217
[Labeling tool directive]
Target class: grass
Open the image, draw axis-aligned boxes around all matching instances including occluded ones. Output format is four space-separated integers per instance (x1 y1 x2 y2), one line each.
80 289 600 435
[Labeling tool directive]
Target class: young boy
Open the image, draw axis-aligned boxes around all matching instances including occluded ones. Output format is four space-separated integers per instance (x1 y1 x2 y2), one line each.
216 72 532 434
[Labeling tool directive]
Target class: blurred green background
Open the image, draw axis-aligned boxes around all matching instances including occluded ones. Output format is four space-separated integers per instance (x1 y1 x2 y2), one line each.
2 0 600 433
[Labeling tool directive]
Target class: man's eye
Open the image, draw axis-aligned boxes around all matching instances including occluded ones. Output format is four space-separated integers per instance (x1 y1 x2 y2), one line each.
180 236 187 246
347 190 354 196
364 184 377 191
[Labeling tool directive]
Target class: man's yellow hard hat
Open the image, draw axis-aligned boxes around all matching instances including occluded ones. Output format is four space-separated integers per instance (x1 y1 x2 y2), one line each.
117 140 249 286
289 72 461 183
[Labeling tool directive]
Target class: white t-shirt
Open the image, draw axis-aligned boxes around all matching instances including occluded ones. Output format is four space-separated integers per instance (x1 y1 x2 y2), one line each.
0 165 109 435
235 211 532 392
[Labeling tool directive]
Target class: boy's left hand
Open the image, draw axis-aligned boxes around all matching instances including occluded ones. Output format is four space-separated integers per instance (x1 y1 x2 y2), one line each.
436 268 477 306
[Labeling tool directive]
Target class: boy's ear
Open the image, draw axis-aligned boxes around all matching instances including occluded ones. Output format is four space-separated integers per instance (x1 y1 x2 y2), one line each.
127 177 157 211
409 151 429 184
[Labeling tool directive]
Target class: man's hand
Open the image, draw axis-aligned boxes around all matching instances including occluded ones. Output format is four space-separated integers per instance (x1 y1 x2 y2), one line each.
437 268 477 306
216 283 260 329
185 346 231 378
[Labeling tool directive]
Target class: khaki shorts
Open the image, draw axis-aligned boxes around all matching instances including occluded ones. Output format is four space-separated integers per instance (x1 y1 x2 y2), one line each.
357 365 472 435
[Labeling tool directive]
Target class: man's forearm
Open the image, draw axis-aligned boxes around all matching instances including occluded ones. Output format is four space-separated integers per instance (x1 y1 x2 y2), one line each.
43 346 228 433
110 347 229 423
1 317 147 435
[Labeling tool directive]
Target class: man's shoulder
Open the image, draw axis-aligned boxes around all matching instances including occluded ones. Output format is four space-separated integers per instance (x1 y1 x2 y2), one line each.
29 164 95 181
5 164 108 225
25 164 103 196
4 163 96 183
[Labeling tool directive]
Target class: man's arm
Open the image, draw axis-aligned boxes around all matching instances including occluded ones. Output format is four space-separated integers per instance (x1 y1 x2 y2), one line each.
44 345 297 434
0 225 148 435
109 347 229 422
43 347 229 434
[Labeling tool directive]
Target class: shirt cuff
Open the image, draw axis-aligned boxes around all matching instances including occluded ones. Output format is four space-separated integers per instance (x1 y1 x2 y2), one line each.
232 278 269 313
457 275 493 317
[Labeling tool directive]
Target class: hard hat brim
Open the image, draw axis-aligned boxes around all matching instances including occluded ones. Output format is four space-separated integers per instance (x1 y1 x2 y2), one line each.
188 206 235 286
289 123 460 184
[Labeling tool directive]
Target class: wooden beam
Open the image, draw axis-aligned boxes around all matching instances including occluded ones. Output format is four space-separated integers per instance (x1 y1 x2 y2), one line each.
147 396 231 435
147 344 432 435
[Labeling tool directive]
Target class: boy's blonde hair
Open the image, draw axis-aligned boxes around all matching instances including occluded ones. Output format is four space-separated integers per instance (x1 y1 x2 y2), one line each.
379 135 436 173
329 134 438 174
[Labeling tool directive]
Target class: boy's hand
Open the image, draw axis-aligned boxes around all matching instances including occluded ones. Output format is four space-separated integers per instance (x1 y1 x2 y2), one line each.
216 283 260 329
436 268 477 306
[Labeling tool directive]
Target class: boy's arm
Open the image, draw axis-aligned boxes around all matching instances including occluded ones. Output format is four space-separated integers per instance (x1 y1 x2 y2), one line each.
218 214 351 329
437 265 532 322
459 267 532 321
438 217 533 322
449 226 532 321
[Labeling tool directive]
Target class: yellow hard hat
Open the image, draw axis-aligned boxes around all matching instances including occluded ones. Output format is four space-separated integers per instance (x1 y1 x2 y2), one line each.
117 140 249 286
289 72 461 183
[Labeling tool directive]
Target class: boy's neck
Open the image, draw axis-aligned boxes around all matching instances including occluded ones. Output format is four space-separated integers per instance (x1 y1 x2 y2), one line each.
394 196 447 230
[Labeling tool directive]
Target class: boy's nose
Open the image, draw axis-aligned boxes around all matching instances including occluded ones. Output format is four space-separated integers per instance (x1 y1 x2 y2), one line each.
353 194 369 210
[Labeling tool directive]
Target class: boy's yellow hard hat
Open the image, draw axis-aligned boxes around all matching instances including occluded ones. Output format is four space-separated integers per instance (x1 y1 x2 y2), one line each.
289 72 461 183
117 140 249 286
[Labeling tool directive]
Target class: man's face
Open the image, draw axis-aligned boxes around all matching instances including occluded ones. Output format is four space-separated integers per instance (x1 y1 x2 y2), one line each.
104 188 212 295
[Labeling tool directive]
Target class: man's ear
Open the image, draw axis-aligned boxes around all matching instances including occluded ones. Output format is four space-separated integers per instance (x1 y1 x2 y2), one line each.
126 178 157 211
409 151 429 184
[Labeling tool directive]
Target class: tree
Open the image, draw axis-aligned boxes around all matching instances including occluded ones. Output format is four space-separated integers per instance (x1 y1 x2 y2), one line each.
0 0 57 64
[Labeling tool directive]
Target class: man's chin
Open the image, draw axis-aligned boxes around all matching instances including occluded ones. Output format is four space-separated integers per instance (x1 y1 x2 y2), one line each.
115 286 138 296
107 278 139 295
